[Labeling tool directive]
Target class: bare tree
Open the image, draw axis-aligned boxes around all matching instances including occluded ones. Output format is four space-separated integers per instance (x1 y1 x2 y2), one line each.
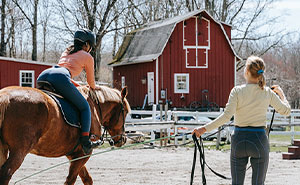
12 0 39 61
0 0 7 56
202 0 287 70
40 0 51 62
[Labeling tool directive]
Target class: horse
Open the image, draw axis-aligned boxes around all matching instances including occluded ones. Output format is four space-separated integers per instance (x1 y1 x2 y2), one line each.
0 85 130 185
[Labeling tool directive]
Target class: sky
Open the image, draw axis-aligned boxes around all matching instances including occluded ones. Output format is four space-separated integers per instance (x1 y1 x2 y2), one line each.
270 0 300 33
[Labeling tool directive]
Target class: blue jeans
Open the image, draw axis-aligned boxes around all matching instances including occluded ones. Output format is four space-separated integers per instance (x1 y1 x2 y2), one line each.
37 66 91 133
230 127 269 185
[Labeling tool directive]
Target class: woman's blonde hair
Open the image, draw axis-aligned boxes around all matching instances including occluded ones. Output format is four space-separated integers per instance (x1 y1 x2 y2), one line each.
246 56 266 90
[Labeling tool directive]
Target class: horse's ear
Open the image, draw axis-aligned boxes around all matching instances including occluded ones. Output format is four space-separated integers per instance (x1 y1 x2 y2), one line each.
121 86 128 100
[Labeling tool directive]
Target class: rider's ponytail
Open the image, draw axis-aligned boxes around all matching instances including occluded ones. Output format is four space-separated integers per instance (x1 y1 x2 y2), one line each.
246 56 266 90
66 40 86 55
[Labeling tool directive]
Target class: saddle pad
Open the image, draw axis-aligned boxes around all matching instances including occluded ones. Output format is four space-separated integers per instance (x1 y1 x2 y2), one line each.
45 91 81 128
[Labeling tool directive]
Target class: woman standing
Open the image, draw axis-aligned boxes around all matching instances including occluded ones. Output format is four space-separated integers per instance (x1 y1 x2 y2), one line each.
192 56 291 185
37 29 99 155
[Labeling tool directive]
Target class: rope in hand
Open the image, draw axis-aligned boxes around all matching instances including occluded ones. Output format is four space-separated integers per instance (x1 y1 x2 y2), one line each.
190 134 231 185
14 132 195 184
14 125 230 184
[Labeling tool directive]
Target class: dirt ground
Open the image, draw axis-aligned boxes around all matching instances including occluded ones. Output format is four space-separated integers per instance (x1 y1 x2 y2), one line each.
10 145 300 185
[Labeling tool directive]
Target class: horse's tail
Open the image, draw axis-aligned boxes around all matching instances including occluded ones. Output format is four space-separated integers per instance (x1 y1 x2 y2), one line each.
0 93 9 167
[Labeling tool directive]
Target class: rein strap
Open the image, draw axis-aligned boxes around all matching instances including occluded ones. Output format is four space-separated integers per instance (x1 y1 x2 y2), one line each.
190 134 231 185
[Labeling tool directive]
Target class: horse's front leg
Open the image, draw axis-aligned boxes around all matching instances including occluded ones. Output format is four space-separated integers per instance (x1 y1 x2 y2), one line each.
79 165 93 185
64 155 90 185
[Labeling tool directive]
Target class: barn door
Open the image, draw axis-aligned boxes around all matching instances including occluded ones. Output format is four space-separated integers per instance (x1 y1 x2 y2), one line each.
147 72 155 105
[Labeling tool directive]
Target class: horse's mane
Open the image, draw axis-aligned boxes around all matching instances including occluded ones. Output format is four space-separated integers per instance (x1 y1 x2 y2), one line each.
78 85 131 112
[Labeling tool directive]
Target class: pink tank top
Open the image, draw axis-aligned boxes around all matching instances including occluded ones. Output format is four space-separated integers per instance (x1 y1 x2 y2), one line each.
58 50 95 89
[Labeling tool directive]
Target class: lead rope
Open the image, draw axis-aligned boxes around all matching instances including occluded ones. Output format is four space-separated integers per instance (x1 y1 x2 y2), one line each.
190 134 206 185
190 134 231 185
268 109 276 137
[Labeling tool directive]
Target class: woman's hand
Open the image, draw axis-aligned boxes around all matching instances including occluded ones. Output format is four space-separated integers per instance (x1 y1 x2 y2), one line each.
192 127 207 138
271 85 285 100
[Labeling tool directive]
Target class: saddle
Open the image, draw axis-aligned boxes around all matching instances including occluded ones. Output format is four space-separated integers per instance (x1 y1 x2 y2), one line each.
37 81 81 128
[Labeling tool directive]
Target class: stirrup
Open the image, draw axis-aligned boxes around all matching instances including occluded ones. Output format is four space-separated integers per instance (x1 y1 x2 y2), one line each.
82 140 102 155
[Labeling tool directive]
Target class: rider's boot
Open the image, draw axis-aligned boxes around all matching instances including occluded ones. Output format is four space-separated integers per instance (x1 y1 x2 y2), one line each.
80 135 101 155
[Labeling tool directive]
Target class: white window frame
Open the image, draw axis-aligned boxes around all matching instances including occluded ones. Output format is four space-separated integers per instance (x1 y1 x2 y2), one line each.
19 70 35 88
174 73 189 93
183 16 210 69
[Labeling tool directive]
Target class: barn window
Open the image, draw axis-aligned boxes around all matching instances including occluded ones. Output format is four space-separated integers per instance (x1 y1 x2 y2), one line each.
19 70 35 87
174 73 189 93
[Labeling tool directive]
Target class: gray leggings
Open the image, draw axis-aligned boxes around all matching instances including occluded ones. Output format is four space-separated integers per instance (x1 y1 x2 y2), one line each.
230 127 269 185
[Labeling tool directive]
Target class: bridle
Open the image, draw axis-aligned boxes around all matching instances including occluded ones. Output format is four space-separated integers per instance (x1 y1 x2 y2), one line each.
95 99 126 146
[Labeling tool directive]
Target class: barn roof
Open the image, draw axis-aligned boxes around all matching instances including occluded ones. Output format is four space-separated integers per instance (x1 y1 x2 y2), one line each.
110 9 241 66
0 56 54 66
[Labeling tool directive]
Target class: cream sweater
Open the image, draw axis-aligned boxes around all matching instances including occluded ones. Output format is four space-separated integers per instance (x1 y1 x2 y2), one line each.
204 84 291 132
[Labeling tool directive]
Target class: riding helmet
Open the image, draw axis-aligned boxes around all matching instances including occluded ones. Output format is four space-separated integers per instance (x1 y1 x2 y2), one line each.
74 29 96 48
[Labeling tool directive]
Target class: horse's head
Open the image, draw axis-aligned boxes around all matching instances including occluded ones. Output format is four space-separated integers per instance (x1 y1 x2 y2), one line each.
80 85 130 147
101 87 130 147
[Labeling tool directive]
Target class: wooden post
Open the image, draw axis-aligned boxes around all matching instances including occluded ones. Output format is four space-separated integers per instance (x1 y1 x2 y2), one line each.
164 128 167 146
152 104 156 122
160 128 163 146
160 104 163 121
175 126 178 146
291 115 295 144
183 133 186 144
216 127 221 150
165 103 168 121
150 131 155 146
164 104 168 145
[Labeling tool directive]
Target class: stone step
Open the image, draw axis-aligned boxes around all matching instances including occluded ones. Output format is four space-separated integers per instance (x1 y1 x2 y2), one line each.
282 152 300 160
293 139 300 146
288 146 300 155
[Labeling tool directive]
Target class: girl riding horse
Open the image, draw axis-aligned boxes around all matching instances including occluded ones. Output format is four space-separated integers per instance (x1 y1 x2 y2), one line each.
37 29 99 155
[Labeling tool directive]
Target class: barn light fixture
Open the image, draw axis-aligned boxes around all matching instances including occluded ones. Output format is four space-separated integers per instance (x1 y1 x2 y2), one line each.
180 93 185 100
141 78 146 84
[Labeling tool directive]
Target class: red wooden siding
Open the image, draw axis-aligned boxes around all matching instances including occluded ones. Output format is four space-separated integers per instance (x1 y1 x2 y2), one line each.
197 18 209 46
184 18 196 46
113 62 156 108
158 15 234 108
222 23 231 40
0 59 52 89
186 48 207 67
113 12 235 109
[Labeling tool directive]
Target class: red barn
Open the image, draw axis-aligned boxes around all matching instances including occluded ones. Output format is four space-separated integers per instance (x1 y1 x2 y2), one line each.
0 56 54 89
110 10 241 109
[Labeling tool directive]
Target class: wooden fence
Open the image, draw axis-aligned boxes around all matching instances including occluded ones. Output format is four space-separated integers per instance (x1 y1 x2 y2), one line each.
125 105 300 146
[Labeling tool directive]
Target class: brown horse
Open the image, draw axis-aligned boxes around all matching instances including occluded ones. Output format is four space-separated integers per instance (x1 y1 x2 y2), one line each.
0 85 130 185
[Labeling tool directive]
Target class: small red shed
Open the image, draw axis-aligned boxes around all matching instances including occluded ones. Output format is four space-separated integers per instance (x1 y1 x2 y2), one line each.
110 10 241 109
0 56 54 89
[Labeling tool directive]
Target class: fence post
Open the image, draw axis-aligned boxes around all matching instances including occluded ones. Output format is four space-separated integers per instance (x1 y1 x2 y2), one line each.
160 104 163 121
152 104 156 122
175 126 178 146
291 114 295 144
216 127 221 150
165 104 168 121
150 131 155 146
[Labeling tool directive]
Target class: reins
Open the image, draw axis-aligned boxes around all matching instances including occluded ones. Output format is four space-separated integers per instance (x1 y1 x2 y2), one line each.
190 109 277 185
190 134 231 185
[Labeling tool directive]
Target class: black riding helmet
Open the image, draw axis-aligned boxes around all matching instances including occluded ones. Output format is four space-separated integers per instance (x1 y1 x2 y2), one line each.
74 29 96 48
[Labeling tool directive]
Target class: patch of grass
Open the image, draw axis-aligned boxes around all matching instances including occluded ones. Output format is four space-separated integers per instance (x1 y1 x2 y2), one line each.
202 142 290 153
269 145 289 152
